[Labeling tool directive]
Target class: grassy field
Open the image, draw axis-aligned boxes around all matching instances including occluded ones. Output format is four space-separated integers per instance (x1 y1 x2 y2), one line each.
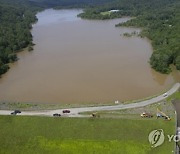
0 115 175 154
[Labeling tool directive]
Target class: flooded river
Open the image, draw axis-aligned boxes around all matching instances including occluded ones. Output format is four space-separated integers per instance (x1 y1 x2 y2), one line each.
0 9 179 104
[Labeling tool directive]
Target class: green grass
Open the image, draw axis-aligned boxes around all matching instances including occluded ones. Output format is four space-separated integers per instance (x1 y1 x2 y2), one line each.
167 91 180 102
100 11 111 16
0 116 175 154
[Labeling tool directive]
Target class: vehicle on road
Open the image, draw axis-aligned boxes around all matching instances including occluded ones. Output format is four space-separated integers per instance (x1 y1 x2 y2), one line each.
11 112 16 115
163 93 168 97
53 113 61 117
11 110 21 115
63 110 70 113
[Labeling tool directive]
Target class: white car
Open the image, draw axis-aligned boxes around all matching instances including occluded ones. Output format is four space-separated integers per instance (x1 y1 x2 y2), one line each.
163 93 168 97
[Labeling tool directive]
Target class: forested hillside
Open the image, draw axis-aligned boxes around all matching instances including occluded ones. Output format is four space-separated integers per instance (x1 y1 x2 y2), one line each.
0 0 179 75
29 0 114 8
78 0 180 74
0 0 40 75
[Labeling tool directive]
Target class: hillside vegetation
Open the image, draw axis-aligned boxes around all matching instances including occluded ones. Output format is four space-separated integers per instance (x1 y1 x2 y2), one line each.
0 0 40 75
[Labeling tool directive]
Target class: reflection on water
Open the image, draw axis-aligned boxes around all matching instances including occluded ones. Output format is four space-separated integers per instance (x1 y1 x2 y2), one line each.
0 9 179 104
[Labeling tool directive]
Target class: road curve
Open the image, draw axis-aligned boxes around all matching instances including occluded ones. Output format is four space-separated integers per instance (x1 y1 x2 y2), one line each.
0 83 179 117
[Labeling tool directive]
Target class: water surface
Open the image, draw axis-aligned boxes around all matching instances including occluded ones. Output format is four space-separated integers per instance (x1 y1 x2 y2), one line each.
0 9 179 104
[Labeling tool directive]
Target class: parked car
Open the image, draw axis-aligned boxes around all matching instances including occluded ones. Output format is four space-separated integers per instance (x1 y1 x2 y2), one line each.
53 113 61 117
11 110 21 115
63 110 70 113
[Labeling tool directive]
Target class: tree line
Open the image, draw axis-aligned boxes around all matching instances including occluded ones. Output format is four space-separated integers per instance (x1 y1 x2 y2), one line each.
0 0 41 75
79 0 180 73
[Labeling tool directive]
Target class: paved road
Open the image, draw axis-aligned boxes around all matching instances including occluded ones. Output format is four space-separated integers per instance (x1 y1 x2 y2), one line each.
0 83 179 117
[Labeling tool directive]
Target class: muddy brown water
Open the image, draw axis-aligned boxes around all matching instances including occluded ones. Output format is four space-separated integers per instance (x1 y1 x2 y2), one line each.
0 9 179 104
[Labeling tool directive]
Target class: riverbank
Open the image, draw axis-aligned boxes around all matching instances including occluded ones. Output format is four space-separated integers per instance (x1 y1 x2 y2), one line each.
0 83 179 112
0 83 179 117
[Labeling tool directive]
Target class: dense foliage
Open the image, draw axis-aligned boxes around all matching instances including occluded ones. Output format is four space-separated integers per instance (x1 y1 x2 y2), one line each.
79 0 180 73
0 0 40 75
29 0 114 8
